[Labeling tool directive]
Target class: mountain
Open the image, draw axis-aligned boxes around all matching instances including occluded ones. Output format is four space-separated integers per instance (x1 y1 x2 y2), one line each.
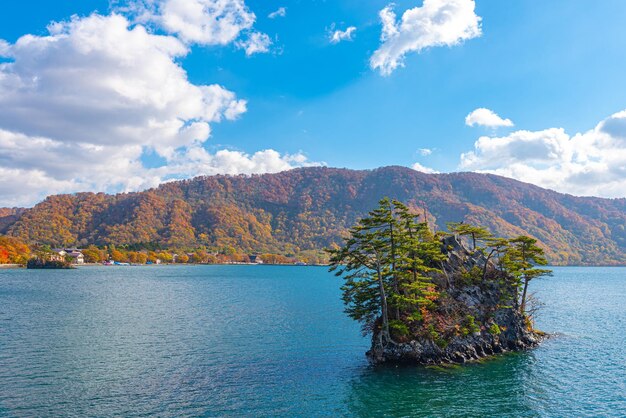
2 166 625 265
0 208 26 233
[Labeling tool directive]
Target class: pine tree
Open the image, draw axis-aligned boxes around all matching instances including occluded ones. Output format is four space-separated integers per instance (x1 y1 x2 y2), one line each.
328 221 393 346
393 201 444 316
504 236 552 313
447 222 493 251
366 198 401 320
482 237 510 281
329 198 447 345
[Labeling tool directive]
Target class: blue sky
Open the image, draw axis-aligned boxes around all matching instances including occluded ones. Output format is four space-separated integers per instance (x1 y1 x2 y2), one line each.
1 0 626 206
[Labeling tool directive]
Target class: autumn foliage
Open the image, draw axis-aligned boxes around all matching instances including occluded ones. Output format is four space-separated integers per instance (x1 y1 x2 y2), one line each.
1 167 624 265
0 235 30 264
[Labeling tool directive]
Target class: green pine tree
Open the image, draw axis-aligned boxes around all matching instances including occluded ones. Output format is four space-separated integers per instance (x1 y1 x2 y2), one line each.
447 222 493 251
392 200 444 317
504 235 552 313
328 199 397 347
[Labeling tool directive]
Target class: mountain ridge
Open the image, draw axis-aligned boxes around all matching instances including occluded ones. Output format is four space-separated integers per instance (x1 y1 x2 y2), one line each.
2 166 625 265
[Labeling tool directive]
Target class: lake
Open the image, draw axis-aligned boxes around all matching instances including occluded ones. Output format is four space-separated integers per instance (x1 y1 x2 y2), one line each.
1 265 625 417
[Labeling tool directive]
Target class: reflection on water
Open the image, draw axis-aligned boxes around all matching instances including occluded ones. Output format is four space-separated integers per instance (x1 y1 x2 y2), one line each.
345 353 539 417
0 266 625 416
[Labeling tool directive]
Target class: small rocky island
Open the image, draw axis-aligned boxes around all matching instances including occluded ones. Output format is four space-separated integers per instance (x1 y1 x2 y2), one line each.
329 198 551 365
27 258 73 269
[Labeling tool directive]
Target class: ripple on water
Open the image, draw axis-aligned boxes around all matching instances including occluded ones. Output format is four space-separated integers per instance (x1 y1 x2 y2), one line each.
0 265 625 417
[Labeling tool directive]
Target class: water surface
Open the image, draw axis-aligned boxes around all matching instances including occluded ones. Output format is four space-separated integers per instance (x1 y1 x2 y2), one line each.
1 265 624 416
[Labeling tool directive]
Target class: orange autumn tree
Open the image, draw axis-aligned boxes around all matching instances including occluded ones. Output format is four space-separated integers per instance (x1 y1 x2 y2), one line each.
0 236 31 264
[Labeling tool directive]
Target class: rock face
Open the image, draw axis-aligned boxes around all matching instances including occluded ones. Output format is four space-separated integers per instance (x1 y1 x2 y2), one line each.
368 305 540 365
367 235 542 365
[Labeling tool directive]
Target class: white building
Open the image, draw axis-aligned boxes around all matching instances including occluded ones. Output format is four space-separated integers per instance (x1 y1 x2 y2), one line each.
53 248 85 264
67 251 85 264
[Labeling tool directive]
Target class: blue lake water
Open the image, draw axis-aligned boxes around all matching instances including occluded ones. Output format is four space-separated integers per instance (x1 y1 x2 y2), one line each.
0 265 624 417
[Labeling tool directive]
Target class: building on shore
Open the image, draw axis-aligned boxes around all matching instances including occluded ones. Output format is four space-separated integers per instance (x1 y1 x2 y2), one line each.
67 251 84 264
249 255 263 264
51 248 85 264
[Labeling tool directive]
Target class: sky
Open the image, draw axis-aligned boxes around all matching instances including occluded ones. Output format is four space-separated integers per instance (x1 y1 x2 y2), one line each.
1 0 626 207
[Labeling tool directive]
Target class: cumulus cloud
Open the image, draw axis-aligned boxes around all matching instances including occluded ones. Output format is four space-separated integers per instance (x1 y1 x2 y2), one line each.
0 129 319 207
0 13 311 207
126 0 253 45
0 128 153 206
459 111 626 198
330 26 357 44
0 39 10 57
0 167 79 208
412 162 439 174
465 108 514 128
0 14 244 152
236 31 272 55
370 0 481 75
162 147 322 178
117 0 270 53
268 7 286 19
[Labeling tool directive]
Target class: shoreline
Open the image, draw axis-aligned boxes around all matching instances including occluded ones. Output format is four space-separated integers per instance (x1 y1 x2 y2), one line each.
1 262 329 269
0 264 23 269
76 262 329 267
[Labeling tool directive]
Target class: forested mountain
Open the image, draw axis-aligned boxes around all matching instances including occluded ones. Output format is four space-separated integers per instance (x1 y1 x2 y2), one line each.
0 208 26 233
2 166 625 265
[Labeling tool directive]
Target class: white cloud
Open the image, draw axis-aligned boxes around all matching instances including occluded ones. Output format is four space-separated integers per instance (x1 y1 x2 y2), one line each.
379 6 399 41
0 167 78 208
459 110 626 197
465 108 514 128
131 0 253 45
118 0 271 53
460 128 570 168
162 147 322 178
0 128 320 207
370 0 482 75
0 14 244 152
236 31 272 55
330 26 357 44
0 39 10 57
418 148 433 156
412 162 439 174
268 7 286 19
0 12 313 207
0 128 154 206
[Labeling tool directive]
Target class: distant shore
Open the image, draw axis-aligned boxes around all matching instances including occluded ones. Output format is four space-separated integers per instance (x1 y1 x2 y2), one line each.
3 263 624 270
76 262 328 267
0 264 23 269
0 262 329 269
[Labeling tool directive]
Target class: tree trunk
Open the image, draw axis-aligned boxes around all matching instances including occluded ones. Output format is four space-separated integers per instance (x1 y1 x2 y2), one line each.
519 247 527 312
389 222 400 320
376 261 391 343
482 249 496 283
520 277 530 313
407 225 418 285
